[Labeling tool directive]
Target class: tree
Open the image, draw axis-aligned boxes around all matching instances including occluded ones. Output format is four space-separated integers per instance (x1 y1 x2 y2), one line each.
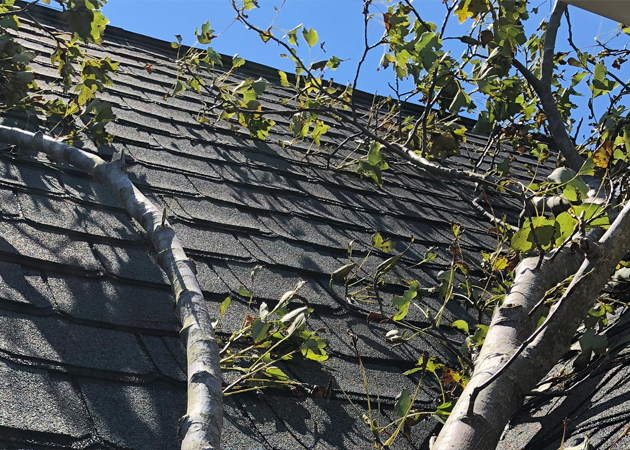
2 0 630 449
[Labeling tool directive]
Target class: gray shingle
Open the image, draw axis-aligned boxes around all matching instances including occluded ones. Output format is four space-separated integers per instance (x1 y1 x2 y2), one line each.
127 165 198 194
0 263 51 309
0 311 152 375
18 192 142 241
245 236 344 275
0 222 102 272
47 275 179 331
188 176 291 213
173 197 266 233
171 224 251 260
0 159 64 194
92 243 169 285
241 395 420 450
0 361 91 438
80 380 184 450
0 187 19 217
140 335 186 382
58 171 124 209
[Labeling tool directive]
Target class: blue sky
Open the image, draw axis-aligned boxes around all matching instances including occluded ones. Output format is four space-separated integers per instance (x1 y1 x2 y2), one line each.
100 0 625 130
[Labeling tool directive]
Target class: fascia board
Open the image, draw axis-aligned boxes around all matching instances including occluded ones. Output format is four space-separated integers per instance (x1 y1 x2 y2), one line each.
563 0 630 25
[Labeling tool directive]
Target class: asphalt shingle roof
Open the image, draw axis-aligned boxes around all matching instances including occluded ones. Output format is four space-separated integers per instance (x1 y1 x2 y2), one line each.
0 3 628 450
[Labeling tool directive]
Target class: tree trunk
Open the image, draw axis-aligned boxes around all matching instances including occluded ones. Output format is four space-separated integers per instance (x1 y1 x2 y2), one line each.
432 205 630 449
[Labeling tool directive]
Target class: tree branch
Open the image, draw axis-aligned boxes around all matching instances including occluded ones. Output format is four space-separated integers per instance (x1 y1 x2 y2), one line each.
0 126 223 450
432 218 615 449
541 1 566 86
511 1 585 173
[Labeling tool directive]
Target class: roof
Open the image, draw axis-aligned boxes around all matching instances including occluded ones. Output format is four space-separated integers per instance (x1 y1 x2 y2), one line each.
0 3 629 450
563 0 630 25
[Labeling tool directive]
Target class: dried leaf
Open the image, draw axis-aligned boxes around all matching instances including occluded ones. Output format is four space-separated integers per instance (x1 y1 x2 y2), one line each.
383 12 392 32
367 312 392 324
480 29 493 45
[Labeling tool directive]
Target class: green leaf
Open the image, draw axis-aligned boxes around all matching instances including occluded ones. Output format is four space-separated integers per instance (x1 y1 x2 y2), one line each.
220 296 232 316
173 80 186 96
460 35 481 45
250 78 268 95
497 158 510 177
327 56 343 70
593 62 606 82
76 86 93 106
579 158 596 176
311 120 329 145
554 212 576 246
331 263 356 282
250 265 263 280
392 281 420 321
251 319 270 343
264 366 288 381
372 232 395 252
195 20 214 44
285 24 303 45
452 222 461 238
239 286 252 298
285 309 309 335
450 320 469 334
309 60 327 71
511 226 532 252
579 329 608 355
302 27 318 47
278 70 290 87
449 89 473 113
301 336 328 361
432 401 453 424
232 55 245 68
394 388 412 417
272 280 306 315
572 204 610 228
392 294 411 321
243 0 259 10
367 142 383 165
374 253 403 282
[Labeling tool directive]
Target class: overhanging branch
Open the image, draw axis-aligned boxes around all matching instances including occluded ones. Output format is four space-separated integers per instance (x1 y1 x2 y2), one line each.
511 1 585 173
432 215 619 450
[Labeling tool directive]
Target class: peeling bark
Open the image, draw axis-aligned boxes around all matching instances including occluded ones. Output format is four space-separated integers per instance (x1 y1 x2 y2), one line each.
0 126 222 450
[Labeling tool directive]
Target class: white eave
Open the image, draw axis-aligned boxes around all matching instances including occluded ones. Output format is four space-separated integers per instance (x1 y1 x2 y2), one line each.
563 0 630 25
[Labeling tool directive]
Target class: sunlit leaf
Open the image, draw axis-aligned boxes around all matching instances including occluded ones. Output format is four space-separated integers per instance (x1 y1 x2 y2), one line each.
278 70 290 87
302 27 318 47
220 296 232 316
450 320 469 334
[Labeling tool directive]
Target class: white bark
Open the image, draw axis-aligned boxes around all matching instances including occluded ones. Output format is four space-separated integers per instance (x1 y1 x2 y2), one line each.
0 126 222 450
433 203 630 449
